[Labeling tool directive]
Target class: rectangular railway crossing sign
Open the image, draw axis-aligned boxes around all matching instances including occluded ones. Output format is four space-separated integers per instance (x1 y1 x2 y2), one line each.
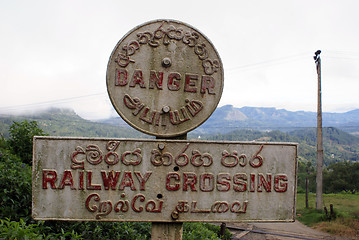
32 136 297 222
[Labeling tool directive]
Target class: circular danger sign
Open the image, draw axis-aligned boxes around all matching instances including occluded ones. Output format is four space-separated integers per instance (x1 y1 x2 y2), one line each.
107 19 224 137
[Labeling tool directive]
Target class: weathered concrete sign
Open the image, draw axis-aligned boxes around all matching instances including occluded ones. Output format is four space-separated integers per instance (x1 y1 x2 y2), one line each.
106 19 224 137
32 137 297 222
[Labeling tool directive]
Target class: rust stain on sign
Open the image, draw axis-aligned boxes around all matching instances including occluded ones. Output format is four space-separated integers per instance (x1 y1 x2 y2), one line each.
106 19 224 137
32 137 298 222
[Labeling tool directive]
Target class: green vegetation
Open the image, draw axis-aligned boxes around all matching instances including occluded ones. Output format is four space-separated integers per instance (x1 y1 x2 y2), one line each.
296 193 359 238
297 159 359 194
8 120 47 164
199 128 359 194
200 126 359 238
183 223 231 240
0 120 230 240
0 218 233 240
199 128 359 166
1 108 359 239
297 193 359 220
0 218 82 240
324 162 359 193
0 150 32 221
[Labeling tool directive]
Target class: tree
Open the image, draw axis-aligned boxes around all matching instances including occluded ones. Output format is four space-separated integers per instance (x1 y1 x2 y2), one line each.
8 120 47 164
324 161 359 193
0 134 7 150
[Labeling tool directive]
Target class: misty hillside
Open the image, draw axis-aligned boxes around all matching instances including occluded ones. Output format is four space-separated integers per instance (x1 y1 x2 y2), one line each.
0 108 146 139
1 107 359 167
191 105 359 135
96 105 359 136
198 127 359 166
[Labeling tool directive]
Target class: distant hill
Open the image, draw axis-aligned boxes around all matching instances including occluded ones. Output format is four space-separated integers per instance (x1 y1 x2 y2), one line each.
97 105 359 136
0 108 146 139
1 107 358 165
197 127 359 166
2 106 358 138
191 105 359 136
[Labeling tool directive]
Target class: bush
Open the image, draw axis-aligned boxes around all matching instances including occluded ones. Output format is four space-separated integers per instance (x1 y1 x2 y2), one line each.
0 218 82 240
324 162 359 193
0 120 232 239
0 150 32 221
52 221 151 240
183 222 232 240
296 207 340 226
8 120 47 164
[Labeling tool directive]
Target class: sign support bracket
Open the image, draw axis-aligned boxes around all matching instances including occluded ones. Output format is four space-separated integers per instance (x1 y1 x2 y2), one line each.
151 134 187 240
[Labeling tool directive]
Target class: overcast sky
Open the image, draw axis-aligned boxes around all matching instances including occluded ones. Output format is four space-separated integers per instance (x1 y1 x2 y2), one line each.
1 0 358 120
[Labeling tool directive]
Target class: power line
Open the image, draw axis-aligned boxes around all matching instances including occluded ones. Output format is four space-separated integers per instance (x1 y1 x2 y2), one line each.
327 50 359 57
324 50 359 61
0 92 107 112
326 56 359 61
225 50 359 74
1 50 357 113
226 52 311 72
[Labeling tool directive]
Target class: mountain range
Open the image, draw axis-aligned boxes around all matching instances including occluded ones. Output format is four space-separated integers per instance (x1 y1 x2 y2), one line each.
1 106 358 166
98 105 359 136
192 105 359 135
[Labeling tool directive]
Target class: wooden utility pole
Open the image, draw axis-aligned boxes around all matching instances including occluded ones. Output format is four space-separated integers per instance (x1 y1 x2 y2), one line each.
314 50 323 210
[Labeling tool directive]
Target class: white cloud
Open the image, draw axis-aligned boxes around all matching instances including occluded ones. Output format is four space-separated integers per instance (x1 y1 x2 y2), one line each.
0 0 358 120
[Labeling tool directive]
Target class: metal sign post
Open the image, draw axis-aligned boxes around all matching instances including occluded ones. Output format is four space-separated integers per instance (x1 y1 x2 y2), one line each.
152 133 187 240
32 19 298 240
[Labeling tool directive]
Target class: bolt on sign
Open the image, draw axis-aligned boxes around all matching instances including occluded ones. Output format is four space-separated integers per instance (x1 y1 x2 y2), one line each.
106 19 224 137
32 137 298 222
